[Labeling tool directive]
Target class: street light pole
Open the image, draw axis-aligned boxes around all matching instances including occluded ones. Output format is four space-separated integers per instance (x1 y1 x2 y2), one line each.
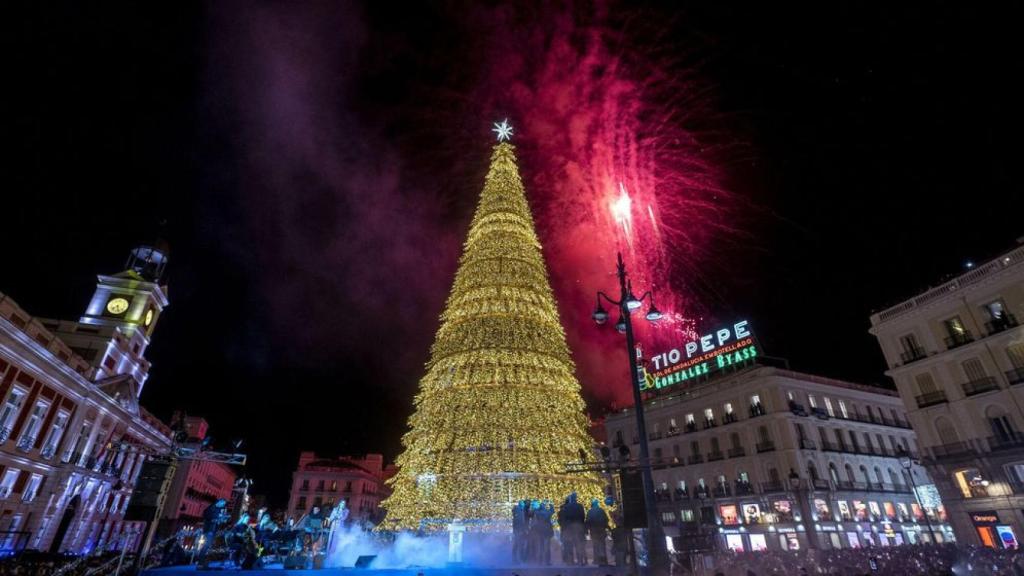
592 253 667 571
899 448 936 543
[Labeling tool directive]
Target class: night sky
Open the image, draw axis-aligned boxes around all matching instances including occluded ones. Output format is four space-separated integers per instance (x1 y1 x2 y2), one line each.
4 2 1020 506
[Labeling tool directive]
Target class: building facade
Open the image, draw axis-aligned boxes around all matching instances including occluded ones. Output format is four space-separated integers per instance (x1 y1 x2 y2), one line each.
285 452 393 526
869 242 1024 550
0 246 172 555
604 364 953 554
156 416 237 537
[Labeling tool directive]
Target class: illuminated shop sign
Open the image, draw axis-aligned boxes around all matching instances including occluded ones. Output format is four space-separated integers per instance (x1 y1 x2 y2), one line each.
971 511 999 525
646 320 758 390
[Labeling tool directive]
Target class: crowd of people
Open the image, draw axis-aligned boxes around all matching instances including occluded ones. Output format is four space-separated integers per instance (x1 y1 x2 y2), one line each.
706 543 1024 576
511 492 627 566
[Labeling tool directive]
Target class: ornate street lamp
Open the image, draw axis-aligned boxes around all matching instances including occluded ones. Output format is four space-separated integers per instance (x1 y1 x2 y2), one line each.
592 252 666 570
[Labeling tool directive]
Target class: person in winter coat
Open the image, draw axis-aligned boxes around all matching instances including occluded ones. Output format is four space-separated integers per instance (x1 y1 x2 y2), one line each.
534 500 555 565
559 492 587 565
527 499 549 564
512 500 528 562
585 498 610 565
610 511 628 567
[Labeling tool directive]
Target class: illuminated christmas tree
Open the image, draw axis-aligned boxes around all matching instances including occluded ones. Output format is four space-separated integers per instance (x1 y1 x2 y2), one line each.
381 121 604 530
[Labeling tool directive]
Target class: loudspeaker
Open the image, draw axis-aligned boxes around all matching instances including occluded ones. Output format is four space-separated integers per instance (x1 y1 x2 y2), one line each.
355 555 377 568
619 468 647 529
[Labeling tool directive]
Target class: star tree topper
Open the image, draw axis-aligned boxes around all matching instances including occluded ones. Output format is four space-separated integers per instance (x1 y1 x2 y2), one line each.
492 119 513 141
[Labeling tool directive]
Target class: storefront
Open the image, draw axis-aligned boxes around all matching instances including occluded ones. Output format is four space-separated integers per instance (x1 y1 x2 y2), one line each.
970 511 1019 550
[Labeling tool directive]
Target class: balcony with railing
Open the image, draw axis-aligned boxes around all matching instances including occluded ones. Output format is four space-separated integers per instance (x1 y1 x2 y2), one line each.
727 446 746 458
755 440 776 453
749 403 766 418
16 436 35 453
687 454 704 465
1007 368 1024 386
899 346 928 365
944 331 974 350
798 437 817 450
760 480 786 494
961 376 1000 397
734 481 755 496
915 390 948 408
0 426 11 444
985 313 1019 336
987 432 1024 451
703 418 716 430
712 484 731 498
40 443 57 460
928 441 974 459
788 401 807 416
723 413 738 425
707 450 724 462
820 439 840 452
811 407 830 420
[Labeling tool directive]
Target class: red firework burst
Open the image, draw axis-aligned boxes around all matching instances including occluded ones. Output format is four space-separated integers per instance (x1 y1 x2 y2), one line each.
468 4 741 407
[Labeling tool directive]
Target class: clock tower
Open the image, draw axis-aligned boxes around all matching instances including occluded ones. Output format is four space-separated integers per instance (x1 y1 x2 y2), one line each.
50 244 171 398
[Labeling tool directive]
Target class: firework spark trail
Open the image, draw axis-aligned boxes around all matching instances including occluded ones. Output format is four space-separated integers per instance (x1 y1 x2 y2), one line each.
465 4 741 405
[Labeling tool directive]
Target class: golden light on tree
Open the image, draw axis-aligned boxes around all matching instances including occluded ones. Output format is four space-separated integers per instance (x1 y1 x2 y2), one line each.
380 137 603 531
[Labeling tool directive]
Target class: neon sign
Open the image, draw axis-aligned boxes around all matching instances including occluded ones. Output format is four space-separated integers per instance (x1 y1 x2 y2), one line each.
644 320 758 391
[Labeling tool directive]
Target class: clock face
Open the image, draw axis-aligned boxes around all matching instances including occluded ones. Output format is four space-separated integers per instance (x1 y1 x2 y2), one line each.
144 309 154 326
106 297 130 315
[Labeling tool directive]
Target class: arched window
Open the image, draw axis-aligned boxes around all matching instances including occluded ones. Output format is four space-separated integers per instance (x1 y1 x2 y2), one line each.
807 461 820 481
828 463 839 484
859 464 869 482
887 468 900 487
934 416 960 445
873 466 883 484
844 463 855 483
986 405 1018 441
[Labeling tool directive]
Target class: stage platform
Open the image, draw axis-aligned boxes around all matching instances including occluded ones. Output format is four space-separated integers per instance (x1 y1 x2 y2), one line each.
145 565 628 575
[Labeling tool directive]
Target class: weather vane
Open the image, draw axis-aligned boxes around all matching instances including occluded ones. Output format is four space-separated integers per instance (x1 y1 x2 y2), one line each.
492 119 513 142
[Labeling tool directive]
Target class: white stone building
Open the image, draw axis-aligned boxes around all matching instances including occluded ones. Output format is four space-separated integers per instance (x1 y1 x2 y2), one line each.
604 364 954 553
285 452 394 526
0 246 172 555
869 241 1024 550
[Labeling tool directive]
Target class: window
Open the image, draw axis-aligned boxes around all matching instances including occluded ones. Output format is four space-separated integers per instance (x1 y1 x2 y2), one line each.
669 418 677 429
42 411 69 457
615 430 624 445
915 373 938 394
838 400 848 419
953 468 988 498
724 403 734 415
297 496 307 510
786 391 795 401
730 432 742 449
301 479 309 490
22 474 43 502
0 469 19 499
986 406 1018 441
962 358 987 381
317 479 325 491
751 394 761 407
824 397 835 417
680 508 695 522
984 300 1006 320
704 408 714 421
690 441 700 455
944 316 967 337
685 413 695 424
1008 343 1024 369
330 480 338 492
807 395 817 409
0 388 26 432
18 401 49 445
899 333 921 355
